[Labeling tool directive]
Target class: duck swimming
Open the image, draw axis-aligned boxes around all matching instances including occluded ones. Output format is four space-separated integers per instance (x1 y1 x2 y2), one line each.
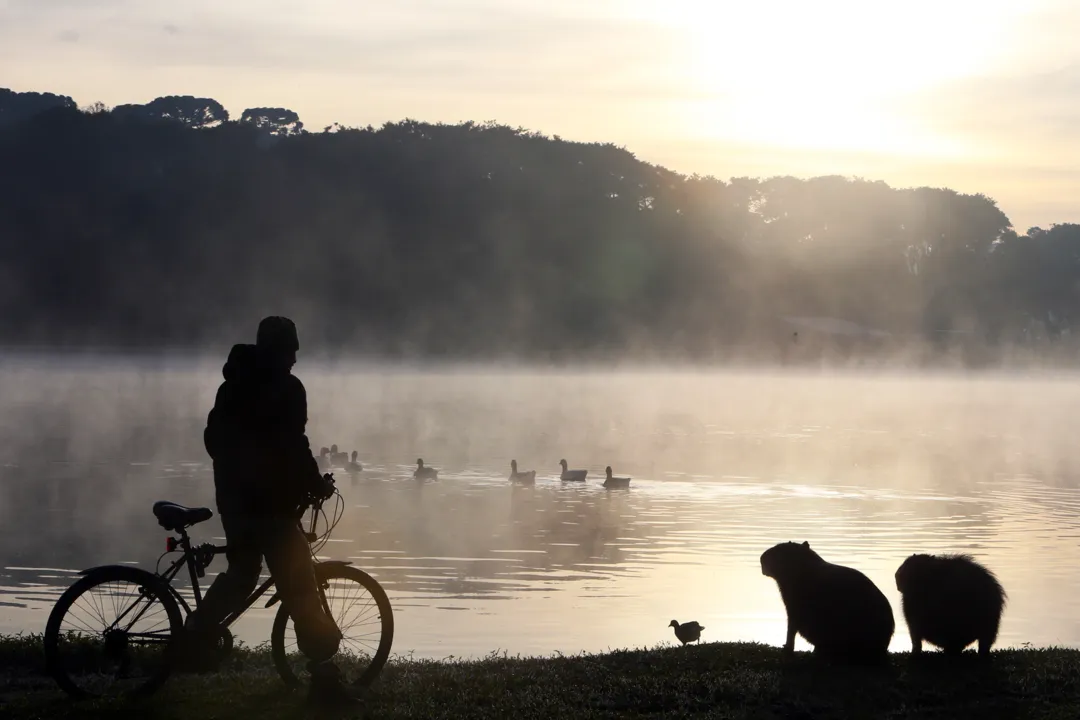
414 458 438 480
669 620 704 645
559 459 587 482
509 460 536 484
330 444 349 466
346 450 363 473
603 466 631 489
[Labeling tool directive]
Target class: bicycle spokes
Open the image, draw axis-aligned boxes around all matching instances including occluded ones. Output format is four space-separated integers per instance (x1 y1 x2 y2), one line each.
272 564 394 688
329 577 384 658
283 577 382 661
47 573 180 697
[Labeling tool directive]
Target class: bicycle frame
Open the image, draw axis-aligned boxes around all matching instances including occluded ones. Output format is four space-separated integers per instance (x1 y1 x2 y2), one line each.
44 479 392 701
154 496 335 630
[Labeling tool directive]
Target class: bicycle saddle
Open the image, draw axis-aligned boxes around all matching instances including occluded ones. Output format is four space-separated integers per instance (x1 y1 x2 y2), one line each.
153 501 214 531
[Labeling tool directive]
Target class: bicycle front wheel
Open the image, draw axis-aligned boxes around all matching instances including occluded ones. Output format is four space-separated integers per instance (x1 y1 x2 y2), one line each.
271 563 394 689
44 565 182 698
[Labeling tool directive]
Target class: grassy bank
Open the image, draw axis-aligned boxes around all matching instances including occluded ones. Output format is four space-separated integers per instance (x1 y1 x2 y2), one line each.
3 634 1080 719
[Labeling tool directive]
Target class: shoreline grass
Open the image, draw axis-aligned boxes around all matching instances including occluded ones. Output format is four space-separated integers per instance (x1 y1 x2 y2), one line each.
3 634 1080 719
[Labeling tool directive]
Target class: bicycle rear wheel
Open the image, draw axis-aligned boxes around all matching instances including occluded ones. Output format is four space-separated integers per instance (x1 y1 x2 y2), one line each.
271 563 394 689
44 565 182 698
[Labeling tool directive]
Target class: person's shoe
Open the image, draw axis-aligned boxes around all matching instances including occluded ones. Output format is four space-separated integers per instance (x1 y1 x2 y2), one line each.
307 662 363 710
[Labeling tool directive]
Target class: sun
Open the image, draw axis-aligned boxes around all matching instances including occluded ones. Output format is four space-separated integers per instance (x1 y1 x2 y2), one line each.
630 0 1029 156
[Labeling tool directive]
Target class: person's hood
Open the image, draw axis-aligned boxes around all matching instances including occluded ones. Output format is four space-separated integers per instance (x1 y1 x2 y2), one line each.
222 343 257 381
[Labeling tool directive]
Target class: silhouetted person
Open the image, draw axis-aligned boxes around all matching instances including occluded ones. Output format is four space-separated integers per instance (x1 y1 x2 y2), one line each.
185 316 358 707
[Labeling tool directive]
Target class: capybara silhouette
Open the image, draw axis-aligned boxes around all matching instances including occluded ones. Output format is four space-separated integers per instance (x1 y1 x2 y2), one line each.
761 541 894 664
895 553 1006 658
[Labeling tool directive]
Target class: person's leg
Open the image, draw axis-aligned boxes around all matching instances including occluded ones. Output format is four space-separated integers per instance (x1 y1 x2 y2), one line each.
181 514 262 665
258 517 341 662
259 518 358 706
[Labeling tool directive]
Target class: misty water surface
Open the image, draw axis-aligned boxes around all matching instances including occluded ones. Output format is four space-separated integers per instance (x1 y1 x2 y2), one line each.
2 358 1080 657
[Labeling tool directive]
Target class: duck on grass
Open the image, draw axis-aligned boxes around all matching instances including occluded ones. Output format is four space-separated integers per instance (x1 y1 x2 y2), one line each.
669 620 704 645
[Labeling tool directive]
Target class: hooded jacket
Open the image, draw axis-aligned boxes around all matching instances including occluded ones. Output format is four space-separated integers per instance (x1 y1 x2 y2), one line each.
204 343 320 516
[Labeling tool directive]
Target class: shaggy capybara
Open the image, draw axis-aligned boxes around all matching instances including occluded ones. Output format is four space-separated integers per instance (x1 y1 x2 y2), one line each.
895 553 1006 658
761 541 894 664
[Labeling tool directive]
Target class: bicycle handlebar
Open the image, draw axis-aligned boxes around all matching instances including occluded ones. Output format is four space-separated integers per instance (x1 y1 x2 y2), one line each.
298 473 336 514
297 473 339 546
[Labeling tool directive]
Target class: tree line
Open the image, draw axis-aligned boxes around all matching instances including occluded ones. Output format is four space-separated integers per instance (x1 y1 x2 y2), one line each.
1 88 1077 366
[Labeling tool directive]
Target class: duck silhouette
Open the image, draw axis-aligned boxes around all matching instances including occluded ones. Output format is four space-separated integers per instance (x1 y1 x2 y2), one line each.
414 458 438 480
509 460 536 484
603 466 631 489
669 620 704 645
346 450 363 473
559 459 587 482
330 444 349 466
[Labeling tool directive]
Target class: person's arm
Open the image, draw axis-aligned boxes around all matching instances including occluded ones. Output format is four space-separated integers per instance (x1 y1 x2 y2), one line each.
281 375 322 489
203 383 228 460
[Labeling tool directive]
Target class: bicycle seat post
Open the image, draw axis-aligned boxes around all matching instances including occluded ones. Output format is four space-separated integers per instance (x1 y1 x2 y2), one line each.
177 527 209 604
178 528 192 553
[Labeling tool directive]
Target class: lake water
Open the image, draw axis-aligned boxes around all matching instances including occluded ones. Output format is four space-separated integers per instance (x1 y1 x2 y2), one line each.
2 359 1080 658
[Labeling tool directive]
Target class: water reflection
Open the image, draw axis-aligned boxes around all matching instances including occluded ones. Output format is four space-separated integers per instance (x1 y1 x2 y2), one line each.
2 365 1080 658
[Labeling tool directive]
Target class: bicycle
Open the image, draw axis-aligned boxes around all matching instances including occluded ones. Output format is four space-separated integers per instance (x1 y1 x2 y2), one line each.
43 475 394 698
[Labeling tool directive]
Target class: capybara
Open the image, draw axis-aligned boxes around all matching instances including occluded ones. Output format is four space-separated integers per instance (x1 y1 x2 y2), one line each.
895 553 1006 658
761 541 894 664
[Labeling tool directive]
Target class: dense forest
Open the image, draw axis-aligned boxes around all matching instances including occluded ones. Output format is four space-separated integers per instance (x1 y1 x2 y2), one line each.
1 88 1078 366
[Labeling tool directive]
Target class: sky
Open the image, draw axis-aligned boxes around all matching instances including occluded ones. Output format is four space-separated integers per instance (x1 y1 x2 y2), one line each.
2 0 1078 231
